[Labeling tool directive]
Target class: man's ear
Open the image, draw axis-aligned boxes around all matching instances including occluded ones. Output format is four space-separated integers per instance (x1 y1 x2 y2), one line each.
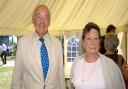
32 16 35 24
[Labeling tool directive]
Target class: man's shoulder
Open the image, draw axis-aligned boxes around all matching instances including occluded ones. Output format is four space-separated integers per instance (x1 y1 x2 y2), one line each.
19 32 35 42
49 35 61 44
49 35 58 40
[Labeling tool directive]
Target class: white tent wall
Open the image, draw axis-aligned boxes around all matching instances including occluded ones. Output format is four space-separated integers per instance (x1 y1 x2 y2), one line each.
0 0 128 35
118 32 127 63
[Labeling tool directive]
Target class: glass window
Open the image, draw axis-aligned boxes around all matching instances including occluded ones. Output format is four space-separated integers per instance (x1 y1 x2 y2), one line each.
72 52 76 57
72 47 76 51
67 36 80 62
67 47 71 51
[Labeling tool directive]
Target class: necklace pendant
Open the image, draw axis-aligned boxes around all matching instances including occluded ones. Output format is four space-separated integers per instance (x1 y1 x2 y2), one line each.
82 79 84 83
82 79 85 83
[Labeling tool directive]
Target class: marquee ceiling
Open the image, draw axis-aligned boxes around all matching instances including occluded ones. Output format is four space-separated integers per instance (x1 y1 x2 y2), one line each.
0 0 128 35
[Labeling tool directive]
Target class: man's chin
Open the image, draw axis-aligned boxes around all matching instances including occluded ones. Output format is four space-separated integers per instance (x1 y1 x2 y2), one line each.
40 31 48 35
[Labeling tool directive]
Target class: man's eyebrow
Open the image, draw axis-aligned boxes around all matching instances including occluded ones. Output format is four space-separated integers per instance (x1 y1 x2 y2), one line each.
35 13 50 17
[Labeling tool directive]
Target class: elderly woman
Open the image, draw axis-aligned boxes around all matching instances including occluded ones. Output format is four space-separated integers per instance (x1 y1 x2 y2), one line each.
104 32 125 68
69 22 125 89
105 32 127 88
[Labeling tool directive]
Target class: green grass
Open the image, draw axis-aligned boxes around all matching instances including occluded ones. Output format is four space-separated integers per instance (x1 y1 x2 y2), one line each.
7 56 15 61
0 66 13 89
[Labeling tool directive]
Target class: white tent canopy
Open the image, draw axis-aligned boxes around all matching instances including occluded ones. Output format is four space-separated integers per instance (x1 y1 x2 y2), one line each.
0 0 128 35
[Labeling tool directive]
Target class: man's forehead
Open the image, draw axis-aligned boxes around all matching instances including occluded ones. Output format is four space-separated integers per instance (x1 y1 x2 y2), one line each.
34 7 50 15
35 5 49 12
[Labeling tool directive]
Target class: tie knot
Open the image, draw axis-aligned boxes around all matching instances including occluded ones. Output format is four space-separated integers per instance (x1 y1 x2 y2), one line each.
39 38 44 43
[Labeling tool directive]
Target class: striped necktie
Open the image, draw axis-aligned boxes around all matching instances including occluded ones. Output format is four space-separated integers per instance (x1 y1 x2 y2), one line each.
39 38 49 81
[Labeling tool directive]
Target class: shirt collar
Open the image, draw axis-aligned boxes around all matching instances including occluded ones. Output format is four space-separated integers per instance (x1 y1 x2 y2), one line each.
34 32 49 41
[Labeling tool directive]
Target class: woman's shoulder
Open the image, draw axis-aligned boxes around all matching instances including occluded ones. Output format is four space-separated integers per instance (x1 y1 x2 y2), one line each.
71 55 84 71
100 54 117 65
71 55 85 68
74 55 84 62
100 54 121 71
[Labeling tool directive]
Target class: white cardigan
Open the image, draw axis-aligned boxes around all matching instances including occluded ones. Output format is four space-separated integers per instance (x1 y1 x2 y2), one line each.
70 53 126 89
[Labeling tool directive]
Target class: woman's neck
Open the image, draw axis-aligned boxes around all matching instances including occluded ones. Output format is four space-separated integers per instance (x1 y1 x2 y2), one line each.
84 53 99 63
105 50 115 55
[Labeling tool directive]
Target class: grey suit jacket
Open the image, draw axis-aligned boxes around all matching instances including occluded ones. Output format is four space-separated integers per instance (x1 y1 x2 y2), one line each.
11 32 66 89
70 53 126 89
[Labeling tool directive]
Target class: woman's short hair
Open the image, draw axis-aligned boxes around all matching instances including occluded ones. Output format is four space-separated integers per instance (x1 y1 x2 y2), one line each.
82 22 101 40
105 32 119 52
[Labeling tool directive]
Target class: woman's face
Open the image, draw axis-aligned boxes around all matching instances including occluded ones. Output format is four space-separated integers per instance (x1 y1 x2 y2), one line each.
83 29 100 54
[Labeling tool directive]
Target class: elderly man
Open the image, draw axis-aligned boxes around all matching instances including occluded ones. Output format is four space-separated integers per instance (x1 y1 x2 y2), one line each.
11 5 66 89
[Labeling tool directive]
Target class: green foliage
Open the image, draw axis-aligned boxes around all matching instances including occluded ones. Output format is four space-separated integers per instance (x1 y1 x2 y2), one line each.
12 42 17 55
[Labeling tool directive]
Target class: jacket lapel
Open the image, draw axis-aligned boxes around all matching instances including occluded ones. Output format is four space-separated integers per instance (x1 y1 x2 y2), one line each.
32 33 45 82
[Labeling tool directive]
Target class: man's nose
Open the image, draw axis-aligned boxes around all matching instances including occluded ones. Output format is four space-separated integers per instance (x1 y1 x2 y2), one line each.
40 18 45 24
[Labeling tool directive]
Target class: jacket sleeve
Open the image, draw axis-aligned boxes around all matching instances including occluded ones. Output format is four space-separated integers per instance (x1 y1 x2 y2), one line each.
58 41 66 89
11 39 24 89
114 65 126 89
109 59 126 89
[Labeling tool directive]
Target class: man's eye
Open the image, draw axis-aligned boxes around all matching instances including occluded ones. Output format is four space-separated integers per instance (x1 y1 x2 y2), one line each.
36 16 41 19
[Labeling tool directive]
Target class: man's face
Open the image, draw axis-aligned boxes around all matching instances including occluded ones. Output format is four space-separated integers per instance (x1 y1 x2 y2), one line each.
32 6 50 37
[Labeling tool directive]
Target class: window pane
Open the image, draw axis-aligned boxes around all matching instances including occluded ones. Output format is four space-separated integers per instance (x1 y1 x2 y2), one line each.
71 58 74 61
67 47 71 51
77 47 80 51
67 58 71 62
72 52 76 57
68 41 71 45
72 47 76 51
71 38 75 43
72 42 77 46
67 52 71 57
